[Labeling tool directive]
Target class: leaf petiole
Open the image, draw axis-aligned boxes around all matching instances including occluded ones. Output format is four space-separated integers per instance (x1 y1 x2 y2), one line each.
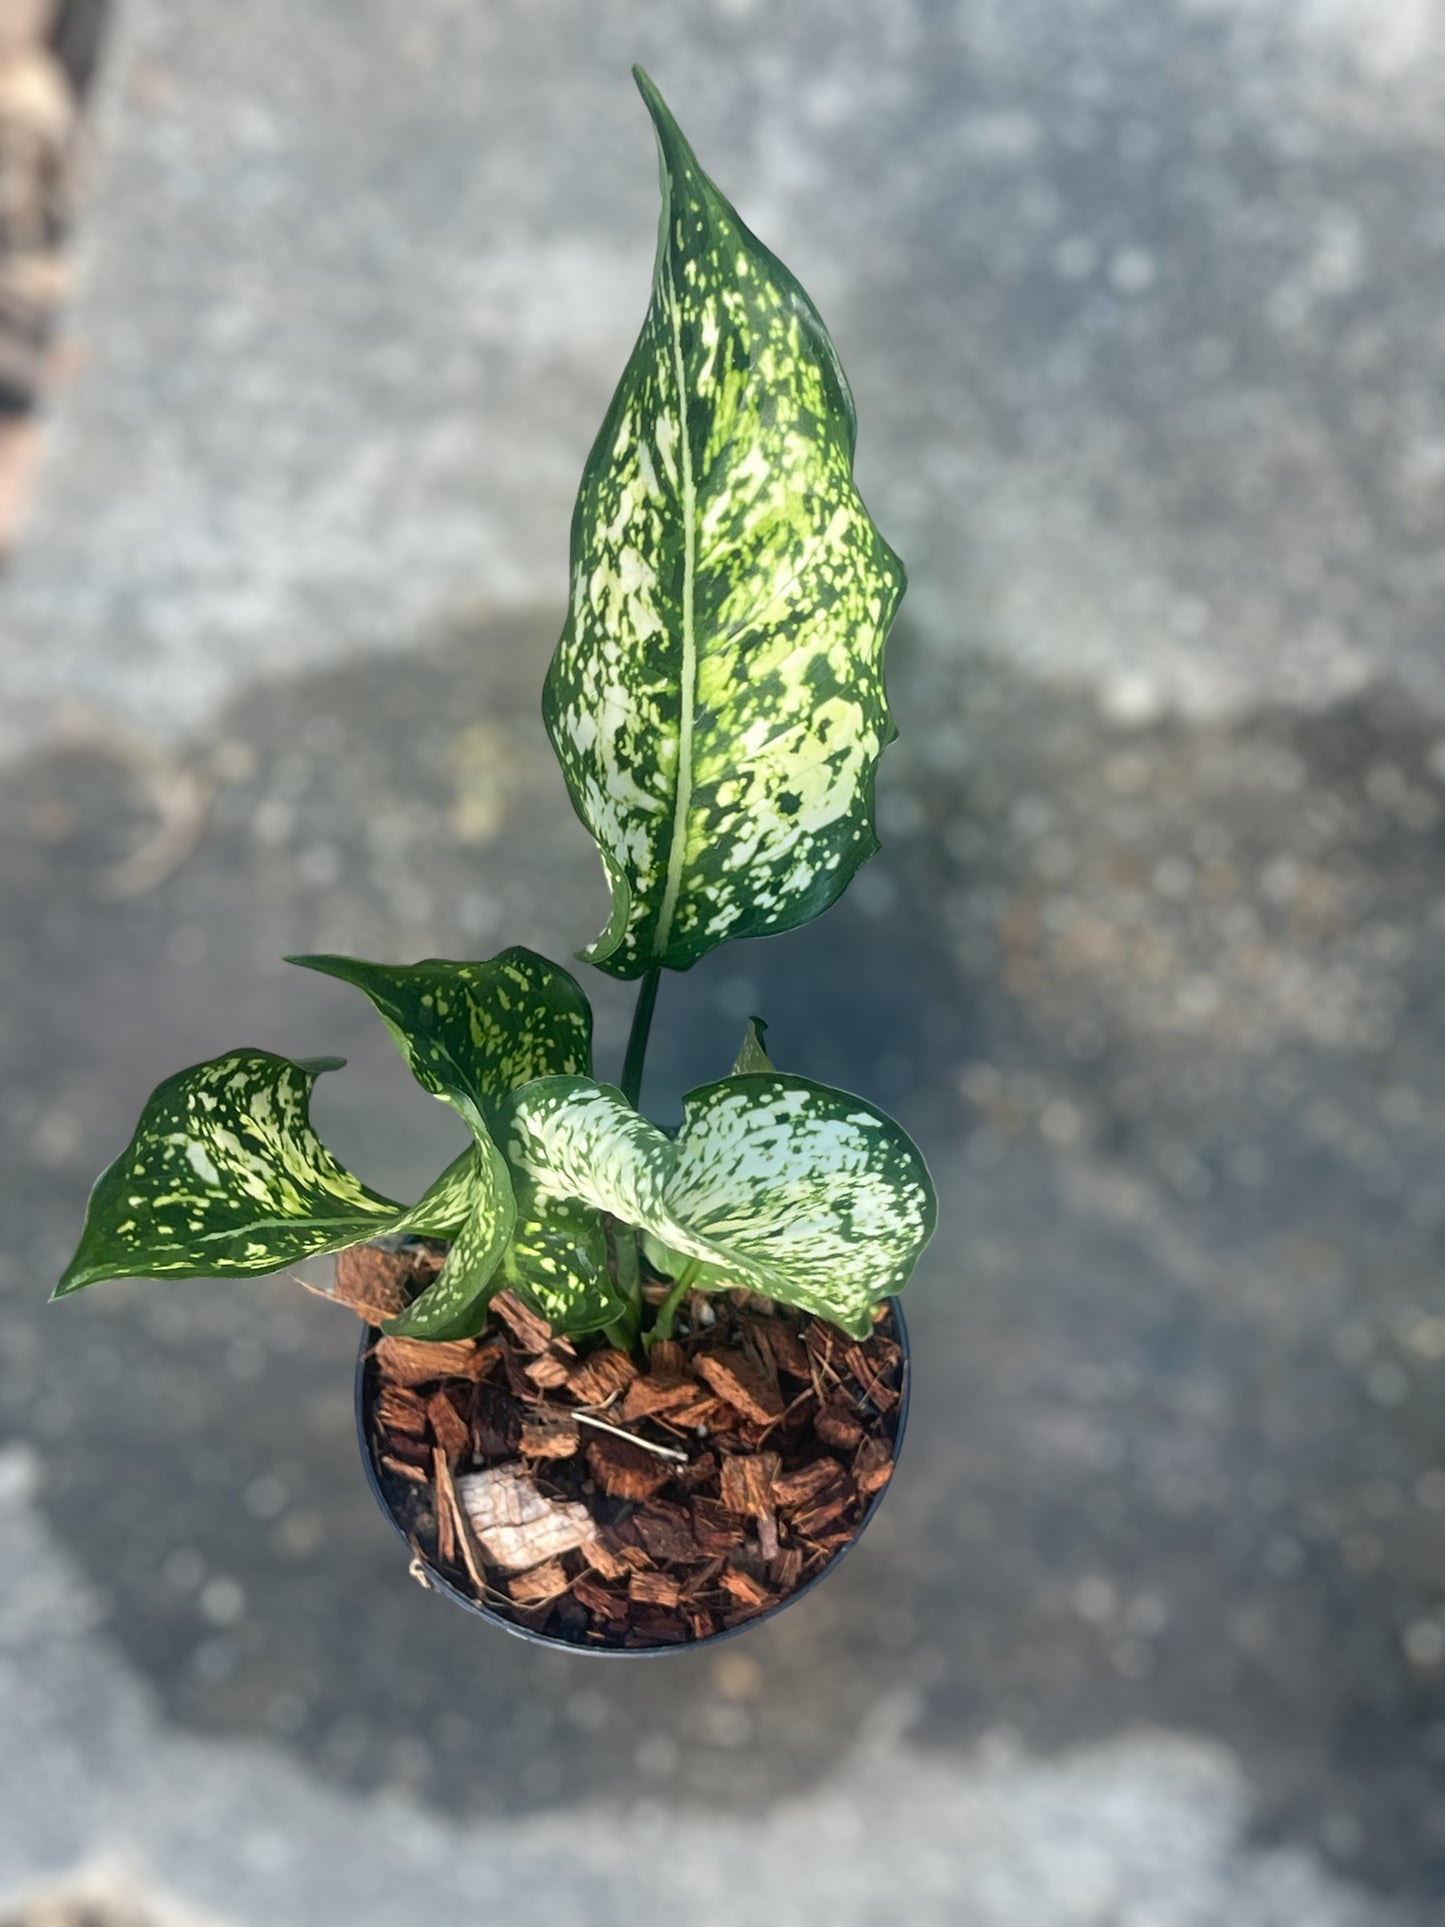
620 966 661 1109
645 1258 700 1350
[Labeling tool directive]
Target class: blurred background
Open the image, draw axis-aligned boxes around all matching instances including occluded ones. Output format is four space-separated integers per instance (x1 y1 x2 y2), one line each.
1 1 1443 1921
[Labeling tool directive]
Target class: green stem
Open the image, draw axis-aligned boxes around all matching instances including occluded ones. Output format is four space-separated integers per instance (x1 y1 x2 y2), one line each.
604 1223 644 1354
621 966 662 1109
645 1258 700 1349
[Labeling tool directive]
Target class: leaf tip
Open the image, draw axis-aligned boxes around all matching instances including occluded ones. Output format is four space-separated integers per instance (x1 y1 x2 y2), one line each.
631 65 694 176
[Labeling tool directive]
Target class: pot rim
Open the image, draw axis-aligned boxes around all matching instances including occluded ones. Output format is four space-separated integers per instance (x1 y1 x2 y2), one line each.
354 1297 911 1657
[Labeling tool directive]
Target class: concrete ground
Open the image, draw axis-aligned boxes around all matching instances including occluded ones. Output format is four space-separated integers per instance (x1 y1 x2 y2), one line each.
1 2 1443 1921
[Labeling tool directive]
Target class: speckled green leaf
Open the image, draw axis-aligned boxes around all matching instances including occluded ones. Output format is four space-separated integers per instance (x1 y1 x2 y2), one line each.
54 1051 405 1296
282 950 594 1335
504 1072 934 1338
391 1148 477 1239
545 70 906 979
286 947 593 1134
731 1016 776 1075
383 1135 516 1340
498 1183 622 1337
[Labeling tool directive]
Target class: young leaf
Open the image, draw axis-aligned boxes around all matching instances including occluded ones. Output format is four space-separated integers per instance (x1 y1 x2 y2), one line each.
286 948 593 1134
730 1016 776 1075
503 1072 935 1339
544 69 906 979
54 1052 405 1296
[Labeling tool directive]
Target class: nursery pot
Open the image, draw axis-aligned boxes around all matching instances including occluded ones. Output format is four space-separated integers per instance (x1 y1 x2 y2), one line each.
355 1300 910 1656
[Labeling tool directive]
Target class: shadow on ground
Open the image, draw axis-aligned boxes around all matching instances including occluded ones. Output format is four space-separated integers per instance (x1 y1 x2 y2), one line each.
0 611 1442 1903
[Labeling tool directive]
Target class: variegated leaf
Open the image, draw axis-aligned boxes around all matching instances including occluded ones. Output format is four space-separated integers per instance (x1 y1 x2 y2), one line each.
54 1052 405 1296
544 69 906 978
384 1134 515 1340
391 1147 477 1239
504 1072 935 1338
497 1184 622 1336
286 948 593 1134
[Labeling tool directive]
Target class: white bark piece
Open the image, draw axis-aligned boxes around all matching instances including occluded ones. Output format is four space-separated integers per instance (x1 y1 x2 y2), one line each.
455 1466 596 1572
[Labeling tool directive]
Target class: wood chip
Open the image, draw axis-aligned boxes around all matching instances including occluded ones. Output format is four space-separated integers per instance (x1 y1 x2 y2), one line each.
376 1384 429 1438
853 1435 894 1495
380 1453 428 1484
375 1335 477 1389
791 1467 858 1538
573 1570 624 1615
649 1339 689 1377
434 1449 456 1565
721 1563 772 1608
664 1388 731 1428
628 1569 681 1608
631 1499 701 1564
426 1390 470 1460
583 1534 628 1580
628 1606 689 1644
491 1290 554 1353
455 1466 597 1572
332 1245 425 1323
675 1450 719 1490
584 1433 671 1501
719 1451 782 1518
774 1459 847 1508
525 1351 575 1391
814 1399 865 1450
687 1609 717 1640
802 1318 838 1358
617 1374 698 1421
843 1341 899 1411
567 1347 639 1406
694 1349 784 1425
689 1497 740 1556
519 1415 581 1459
752 1316 812 1381
769 1547 804 1590
470 1380 522 1458
508 1558 570 1605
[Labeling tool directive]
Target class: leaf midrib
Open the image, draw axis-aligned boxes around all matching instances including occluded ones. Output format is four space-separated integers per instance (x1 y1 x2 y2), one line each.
652 232 696 965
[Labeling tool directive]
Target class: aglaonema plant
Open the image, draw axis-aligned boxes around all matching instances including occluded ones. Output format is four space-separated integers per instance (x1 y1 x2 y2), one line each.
54 69 935 1372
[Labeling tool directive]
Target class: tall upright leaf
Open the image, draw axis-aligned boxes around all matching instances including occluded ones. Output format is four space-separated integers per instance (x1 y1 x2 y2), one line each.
545 69 906 979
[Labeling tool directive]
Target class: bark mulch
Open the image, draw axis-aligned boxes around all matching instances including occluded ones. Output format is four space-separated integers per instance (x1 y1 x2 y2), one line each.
341 1243 905 1648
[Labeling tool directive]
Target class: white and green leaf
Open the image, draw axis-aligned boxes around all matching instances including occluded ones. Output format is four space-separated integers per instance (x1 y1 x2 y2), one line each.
54 1051 407 1296
286 947 593 1134
503 1071 935 1338
544 69 906 979
497 1183 622 1337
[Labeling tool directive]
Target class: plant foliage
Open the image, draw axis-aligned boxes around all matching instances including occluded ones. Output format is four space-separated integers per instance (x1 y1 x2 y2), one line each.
56 69 934 1346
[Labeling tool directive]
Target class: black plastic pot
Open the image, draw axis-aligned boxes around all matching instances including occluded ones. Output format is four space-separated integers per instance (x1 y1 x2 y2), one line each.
355 1299 910 1656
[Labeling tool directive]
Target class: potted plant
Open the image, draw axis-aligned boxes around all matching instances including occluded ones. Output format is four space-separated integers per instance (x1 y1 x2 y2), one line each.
54 69 936 1651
